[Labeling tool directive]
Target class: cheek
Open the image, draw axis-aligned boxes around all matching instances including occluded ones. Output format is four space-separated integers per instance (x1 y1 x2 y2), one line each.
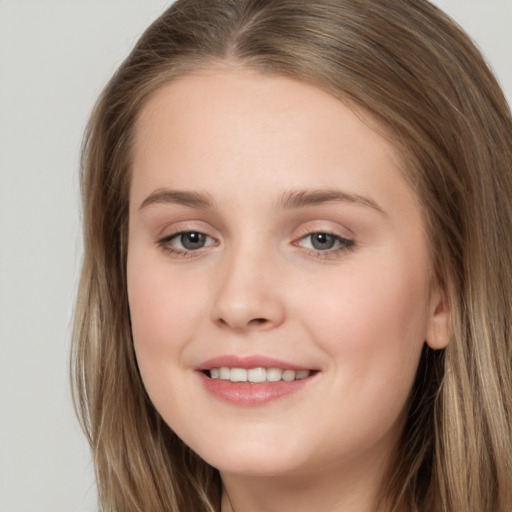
298 253 431 390
127 251 203 375
127 252 208 421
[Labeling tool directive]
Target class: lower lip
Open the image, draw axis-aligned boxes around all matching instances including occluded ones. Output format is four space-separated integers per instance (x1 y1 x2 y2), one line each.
198 372 313 406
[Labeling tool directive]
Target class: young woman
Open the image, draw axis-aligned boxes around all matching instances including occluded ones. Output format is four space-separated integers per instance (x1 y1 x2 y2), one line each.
71 1 512 511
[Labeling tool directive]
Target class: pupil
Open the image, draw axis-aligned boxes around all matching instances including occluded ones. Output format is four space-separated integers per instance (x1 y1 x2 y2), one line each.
311 233 335 250
181 232 205 250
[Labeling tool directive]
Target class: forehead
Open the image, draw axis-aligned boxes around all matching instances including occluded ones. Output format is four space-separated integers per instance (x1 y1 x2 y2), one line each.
134 68 395 152
130 68 415 218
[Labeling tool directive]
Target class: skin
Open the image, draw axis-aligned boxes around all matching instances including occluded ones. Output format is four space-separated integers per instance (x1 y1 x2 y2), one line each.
127 68 449 512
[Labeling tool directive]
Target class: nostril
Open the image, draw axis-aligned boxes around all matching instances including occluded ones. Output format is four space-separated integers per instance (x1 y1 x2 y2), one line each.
214 315 272 331
248 318 268 326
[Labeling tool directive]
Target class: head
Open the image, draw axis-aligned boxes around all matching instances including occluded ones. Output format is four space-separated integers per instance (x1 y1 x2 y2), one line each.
72 1 512 511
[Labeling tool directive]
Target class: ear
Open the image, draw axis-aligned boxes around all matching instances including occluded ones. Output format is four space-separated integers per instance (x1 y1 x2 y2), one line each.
425 283 451 350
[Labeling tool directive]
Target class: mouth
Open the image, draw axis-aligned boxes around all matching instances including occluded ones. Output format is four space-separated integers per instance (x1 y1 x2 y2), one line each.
204 367 312 383
197 356 318 406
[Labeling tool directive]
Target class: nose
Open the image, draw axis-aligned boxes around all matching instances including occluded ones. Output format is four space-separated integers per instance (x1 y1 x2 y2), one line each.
210 247 286 332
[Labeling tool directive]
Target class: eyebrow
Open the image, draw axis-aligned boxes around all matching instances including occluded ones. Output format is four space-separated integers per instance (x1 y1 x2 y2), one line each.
139 188 214 210
139 187 385 215
276 188 385 215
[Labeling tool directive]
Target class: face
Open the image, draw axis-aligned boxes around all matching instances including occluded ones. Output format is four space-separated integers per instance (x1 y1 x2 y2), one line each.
127 69 447 481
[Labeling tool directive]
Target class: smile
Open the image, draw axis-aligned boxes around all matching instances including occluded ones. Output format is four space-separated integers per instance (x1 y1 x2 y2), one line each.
197 357 317 406
207 367 311 383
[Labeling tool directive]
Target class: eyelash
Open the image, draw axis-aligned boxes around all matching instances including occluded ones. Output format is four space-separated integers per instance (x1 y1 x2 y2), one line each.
157 231 217 258
156 230 355 259
294 232 355 259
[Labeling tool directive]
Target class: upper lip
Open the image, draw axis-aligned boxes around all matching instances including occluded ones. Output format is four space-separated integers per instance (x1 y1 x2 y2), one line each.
196 355 314 371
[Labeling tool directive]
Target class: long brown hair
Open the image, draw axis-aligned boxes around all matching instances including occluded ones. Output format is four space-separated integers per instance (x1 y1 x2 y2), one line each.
72 1 512 510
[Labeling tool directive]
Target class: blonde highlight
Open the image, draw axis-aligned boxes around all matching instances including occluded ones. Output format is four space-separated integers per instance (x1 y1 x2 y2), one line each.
72 1 512 510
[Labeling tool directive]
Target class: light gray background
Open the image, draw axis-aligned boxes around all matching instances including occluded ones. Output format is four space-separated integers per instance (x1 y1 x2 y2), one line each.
0 1 510 511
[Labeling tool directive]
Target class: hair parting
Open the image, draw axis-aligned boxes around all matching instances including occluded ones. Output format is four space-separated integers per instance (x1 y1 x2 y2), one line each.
72 1 512 510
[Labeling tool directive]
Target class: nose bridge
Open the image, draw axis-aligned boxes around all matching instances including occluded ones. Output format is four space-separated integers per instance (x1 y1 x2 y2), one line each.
211 236 285 331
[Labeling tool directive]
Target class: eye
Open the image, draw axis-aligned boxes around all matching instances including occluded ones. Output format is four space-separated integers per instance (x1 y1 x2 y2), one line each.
158 230 217 255
174 232 212 250
304 233 338 250
296 232 354 253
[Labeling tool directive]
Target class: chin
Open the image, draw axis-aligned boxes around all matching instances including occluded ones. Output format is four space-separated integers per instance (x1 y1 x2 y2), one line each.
190 432 308 477
211 456 305 479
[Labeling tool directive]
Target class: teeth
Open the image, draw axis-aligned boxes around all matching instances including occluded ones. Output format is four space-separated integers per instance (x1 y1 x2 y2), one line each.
247 367 267 383
230 368 247 382
207 367 311 382
266 368 282 382
282 369 295 382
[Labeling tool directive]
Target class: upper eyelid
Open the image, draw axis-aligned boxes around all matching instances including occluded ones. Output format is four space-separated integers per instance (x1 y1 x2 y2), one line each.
155 220 217 239
160 230 354 253
294 232 354 247
154 220 355 244
158 230 217 245
292 222 354 240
